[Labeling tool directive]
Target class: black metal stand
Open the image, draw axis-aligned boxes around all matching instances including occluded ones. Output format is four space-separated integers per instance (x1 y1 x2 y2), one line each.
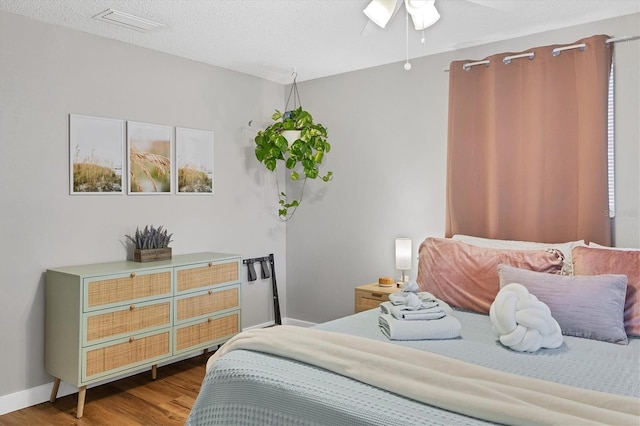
243 253 281 325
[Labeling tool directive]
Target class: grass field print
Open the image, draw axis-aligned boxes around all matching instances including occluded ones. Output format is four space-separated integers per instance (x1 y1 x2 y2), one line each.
127 121 173 194
176 127 214 194
70 115 125 194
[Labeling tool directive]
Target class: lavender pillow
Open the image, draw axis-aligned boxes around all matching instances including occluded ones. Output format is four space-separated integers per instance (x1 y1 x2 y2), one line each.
497 264 628 344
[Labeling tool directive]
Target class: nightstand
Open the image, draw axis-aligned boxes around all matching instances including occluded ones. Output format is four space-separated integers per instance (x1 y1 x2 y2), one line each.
354 282 401 313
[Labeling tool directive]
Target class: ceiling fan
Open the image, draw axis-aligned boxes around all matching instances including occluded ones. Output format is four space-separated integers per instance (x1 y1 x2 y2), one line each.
364 0 440 31
362 0 520 32
362 0 519 71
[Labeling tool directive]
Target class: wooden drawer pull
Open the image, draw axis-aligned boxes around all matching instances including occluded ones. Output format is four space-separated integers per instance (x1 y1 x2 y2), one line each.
129 337 135 343
130 272 136 278
129 304 136 311
371 292 383 298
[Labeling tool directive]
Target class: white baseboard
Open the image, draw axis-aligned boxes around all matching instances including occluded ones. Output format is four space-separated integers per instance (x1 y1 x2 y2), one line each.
283 317 317 327
0 317 315 416
0 350 207 416
0 380 77 416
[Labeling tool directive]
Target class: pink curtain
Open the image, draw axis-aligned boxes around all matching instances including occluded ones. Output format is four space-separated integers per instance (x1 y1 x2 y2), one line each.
445 35 613 245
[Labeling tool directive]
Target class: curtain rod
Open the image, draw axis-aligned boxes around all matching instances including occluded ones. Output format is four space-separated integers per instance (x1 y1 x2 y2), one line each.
443 35 639 72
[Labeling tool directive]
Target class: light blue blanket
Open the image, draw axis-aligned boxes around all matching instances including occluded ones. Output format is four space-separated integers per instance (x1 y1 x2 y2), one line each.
187 309 640 425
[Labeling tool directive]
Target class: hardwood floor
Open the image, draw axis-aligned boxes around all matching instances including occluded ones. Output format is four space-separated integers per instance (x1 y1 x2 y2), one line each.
0 354 209 425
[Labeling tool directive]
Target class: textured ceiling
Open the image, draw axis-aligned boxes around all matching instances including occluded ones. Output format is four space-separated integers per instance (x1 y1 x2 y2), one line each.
1 0 638 84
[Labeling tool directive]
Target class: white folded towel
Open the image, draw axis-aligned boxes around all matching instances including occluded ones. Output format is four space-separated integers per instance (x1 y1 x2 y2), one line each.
382 296 454 319
489 283 563 352
380 301 393 315
400 280 419 293
403 293 438 310
379 313 462 340
388 291 437 306
390 304 447 320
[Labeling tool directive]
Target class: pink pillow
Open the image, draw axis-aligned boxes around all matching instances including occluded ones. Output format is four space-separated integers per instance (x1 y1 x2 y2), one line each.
416 237 564 314
573 246 640 337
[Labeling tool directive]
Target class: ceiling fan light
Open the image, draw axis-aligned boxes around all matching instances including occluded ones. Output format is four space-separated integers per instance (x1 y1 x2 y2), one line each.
408 3 440 30
363 0 397 29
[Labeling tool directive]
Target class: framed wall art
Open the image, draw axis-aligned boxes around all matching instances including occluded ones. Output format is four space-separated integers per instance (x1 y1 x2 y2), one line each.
175 127 214 194
69 114 125 195
127 121 173 194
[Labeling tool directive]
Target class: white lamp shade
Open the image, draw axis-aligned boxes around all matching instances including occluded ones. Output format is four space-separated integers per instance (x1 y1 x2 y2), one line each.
363 0 397 29
395 238 412 270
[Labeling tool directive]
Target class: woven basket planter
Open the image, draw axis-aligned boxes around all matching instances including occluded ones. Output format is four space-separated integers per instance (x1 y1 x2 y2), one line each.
133 247 172 263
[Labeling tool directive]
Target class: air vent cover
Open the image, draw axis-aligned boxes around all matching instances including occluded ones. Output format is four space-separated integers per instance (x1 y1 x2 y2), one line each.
92 9 164 32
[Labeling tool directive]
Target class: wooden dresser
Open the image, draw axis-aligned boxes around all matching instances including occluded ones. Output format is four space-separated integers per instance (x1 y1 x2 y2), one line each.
354 282 400 313
45 252 241 418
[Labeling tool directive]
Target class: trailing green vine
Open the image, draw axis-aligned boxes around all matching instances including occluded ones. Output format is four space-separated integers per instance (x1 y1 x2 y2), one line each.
254 107 333 220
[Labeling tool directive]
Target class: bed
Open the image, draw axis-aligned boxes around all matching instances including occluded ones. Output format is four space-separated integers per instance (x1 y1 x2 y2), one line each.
187 236 640 425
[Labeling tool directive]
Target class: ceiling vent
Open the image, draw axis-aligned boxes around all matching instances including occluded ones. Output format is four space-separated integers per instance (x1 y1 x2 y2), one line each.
92 9 165 32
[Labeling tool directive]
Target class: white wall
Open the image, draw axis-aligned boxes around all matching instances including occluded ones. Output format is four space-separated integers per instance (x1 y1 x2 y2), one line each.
0 10 287 399
286 14 640 324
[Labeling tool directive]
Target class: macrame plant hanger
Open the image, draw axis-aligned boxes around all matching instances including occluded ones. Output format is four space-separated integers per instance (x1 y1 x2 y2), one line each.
285 71 301 114
277 71 308 221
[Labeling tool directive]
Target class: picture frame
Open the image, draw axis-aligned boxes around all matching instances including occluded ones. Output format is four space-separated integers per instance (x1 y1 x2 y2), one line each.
127 121 174 194
69 114 125 195
175 127 214 194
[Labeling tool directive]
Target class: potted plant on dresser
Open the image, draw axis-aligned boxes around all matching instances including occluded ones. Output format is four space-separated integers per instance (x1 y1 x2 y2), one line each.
126 225 173 262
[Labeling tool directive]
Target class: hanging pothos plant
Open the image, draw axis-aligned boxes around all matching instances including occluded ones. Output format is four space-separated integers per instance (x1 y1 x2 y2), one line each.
254 106 333 220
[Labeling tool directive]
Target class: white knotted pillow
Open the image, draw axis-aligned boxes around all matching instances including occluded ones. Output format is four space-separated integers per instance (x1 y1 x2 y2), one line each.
489 283 563 352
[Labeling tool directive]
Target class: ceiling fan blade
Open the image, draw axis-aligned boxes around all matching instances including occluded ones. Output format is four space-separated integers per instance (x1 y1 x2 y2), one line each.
361 0 403 35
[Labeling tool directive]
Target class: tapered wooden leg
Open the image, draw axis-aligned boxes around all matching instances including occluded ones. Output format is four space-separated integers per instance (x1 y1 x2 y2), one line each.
151 364 157 380
76 386 86 419
49 378 61 403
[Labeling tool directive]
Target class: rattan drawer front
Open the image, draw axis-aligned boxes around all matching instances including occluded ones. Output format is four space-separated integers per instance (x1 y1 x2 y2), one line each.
83 330 171 380
176 261 238 293
176 286 239 323
84 300 172 346
85 270 172 311
175 312 239 353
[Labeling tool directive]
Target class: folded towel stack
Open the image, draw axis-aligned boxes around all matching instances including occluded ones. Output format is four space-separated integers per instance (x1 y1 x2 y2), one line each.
379 282 461 341
378 314 461 341
489 283 563 352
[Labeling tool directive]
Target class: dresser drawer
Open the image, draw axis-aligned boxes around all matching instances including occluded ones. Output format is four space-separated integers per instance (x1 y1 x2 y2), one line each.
82 329 171 381
84 269 172 312
174 311 239 354
356 296 388 312
83 299 172 346
354 283 399 313
175 261 238 294
175 286 239 324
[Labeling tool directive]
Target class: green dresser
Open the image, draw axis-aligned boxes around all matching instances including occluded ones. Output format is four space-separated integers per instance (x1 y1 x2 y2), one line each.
45 252 242 418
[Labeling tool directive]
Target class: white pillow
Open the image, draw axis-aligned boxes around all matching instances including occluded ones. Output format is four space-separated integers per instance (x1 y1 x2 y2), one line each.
588 242 640 251
452 234 586 275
